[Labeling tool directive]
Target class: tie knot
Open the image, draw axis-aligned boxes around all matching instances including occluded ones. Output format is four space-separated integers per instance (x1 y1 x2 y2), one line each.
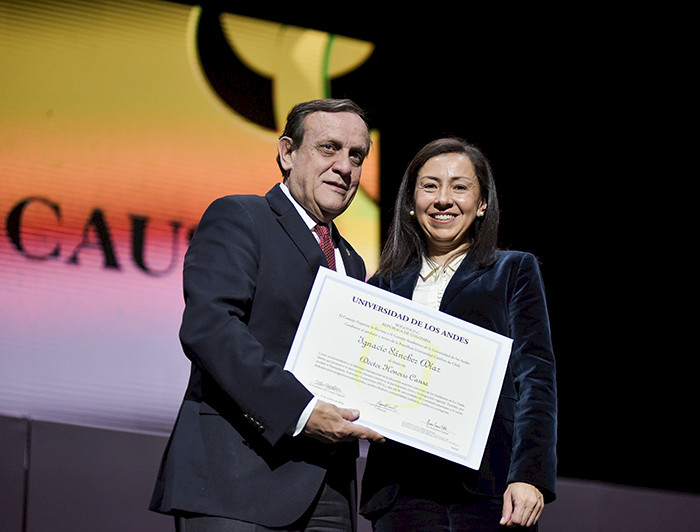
314 224 329 237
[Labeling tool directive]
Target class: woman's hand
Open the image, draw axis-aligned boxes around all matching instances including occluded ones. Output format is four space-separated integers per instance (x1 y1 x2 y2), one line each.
500 482 544 528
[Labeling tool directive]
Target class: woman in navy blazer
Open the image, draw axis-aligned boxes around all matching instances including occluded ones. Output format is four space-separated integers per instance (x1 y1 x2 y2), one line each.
359 138 557 531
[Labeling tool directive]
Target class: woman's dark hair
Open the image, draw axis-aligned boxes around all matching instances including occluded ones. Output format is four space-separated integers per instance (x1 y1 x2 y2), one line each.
376 137 500 276
276 98 371 178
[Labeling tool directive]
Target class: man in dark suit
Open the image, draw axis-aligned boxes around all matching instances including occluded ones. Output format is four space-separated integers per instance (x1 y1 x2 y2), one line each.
150 99 384 531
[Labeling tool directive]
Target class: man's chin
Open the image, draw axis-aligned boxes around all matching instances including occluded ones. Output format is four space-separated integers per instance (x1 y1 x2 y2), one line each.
319 197 355 221
318 205 349 224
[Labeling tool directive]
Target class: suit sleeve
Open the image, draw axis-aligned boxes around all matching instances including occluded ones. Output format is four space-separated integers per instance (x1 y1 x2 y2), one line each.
506 253 558 502
178 196 313 446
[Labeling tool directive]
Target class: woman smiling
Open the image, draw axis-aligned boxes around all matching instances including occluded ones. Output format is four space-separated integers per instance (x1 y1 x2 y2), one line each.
360 138 557 531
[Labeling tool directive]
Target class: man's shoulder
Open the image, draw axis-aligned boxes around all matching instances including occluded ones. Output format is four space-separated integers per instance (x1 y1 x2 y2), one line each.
203 190 277 218
209 193 267 208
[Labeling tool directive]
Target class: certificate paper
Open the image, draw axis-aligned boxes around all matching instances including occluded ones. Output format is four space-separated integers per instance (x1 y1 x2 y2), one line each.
284 268 513 469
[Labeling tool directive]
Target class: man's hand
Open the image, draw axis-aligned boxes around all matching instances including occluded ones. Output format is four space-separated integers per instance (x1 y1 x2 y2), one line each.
500 482 544 528
303 399 385 443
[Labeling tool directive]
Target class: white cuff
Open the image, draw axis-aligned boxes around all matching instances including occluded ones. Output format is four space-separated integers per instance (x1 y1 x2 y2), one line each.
292 396 318 437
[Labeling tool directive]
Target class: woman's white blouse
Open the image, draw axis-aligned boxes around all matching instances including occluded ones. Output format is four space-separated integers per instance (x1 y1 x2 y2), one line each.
412 253 467 310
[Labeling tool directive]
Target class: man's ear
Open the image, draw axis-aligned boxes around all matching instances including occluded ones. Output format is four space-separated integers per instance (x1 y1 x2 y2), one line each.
277 136 294 172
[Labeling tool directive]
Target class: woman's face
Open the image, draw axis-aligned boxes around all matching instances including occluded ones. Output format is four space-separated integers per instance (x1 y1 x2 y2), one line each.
413 152 487 257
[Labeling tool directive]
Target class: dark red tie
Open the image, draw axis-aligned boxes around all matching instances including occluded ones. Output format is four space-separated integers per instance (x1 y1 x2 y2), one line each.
313 224 336 271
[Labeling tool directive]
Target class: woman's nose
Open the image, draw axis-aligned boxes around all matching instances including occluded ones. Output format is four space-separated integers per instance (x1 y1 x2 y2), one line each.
434 187 453 207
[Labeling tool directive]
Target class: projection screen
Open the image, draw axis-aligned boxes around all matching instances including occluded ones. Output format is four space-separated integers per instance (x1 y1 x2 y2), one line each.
1 0 380 435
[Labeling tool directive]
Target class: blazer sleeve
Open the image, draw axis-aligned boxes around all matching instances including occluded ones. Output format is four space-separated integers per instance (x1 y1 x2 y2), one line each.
178 196 313 446
506 252 558 502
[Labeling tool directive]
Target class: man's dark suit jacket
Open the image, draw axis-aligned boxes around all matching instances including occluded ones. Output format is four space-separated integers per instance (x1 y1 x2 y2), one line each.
360 250 557 519
149 184 366 527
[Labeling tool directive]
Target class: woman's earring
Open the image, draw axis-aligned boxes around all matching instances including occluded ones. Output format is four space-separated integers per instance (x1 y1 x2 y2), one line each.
477 210 485 217
409 210 415 216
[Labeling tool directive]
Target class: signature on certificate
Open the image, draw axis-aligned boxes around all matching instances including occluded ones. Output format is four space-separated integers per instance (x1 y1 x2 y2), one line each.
373 400 398 413
426 419 449 434
312 380 345 398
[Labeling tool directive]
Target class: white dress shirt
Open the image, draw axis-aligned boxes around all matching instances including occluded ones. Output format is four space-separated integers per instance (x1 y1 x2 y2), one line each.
279 182 346 274
279 182 347 435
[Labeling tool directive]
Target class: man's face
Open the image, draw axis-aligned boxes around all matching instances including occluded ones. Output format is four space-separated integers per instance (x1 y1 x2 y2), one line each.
278 111 369 224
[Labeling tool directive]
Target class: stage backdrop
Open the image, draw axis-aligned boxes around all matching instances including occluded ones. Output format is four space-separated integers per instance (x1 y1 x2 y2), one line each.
0 0 380 435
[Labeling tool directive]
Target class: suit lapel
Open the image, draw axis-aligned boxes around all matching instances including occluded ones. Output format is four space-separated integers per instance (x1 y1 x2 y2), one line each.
266 184 325 271
335 236 355 277
267 184 367 280
334 229 365 280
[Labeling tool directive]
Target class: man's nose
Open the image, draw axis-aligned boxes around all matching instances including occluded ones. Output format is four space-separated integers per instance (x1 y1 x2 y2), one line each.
332 153 354 179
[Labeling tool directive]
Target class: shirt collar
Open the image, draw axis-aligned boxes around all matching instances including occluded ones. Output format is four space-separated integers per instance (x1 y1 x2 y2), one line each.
279 182 317 231
419 252 467 282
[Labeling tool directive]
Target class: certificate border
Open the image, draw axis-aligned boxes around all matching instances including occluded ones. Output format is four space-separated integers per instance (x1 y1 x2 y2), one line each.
285 268 512 469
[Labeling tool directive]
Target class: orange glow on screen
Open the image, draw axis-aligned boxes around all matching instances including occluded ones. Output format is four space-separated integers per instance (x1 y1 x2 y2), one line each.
0 0 380 433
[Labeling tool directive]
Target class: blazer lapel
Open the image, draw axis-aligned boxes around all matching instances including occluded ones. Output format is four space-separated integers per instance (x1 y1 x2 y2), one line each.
377 257 487 309
440 253 487 310
389 264 421 300
266 184 325 271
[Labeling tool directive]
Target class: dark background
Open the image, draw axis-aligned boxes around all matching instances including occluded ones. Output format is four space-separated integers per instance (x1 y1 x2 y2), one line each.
187 3 692 494
0 6 693 531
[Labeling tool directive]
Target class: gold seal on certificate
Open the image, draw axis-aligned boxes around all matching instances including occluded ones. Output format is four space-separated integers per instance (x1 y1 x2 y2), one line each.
284 268 513 470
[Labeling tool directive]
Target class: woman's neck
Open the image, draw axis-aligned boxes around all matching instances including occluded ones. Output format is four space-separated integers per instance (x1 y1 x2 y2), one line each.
427 243 469 268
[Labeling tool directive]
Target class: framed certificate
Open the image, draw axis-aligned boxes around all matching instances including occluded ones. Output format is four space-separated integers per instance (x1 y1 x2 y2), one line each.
284 268 512 469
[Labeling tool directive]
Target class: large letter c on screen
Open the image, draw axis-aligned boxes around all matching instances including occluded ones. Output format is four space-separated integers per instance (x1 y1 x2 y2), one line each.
6 197 61 260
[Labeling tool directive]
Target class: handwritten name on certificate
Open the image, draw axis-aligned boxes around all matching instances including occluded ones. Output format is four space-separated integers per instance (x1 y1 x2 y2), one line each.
284 268 513 470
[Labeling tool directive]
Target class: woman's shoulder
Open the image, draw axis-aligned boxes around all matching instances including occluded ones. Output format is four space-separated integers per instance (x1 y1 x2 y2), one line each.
368 264 420 288
491 250 546 286
490 250 544 277
367 271 391 288
496 249 540 264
